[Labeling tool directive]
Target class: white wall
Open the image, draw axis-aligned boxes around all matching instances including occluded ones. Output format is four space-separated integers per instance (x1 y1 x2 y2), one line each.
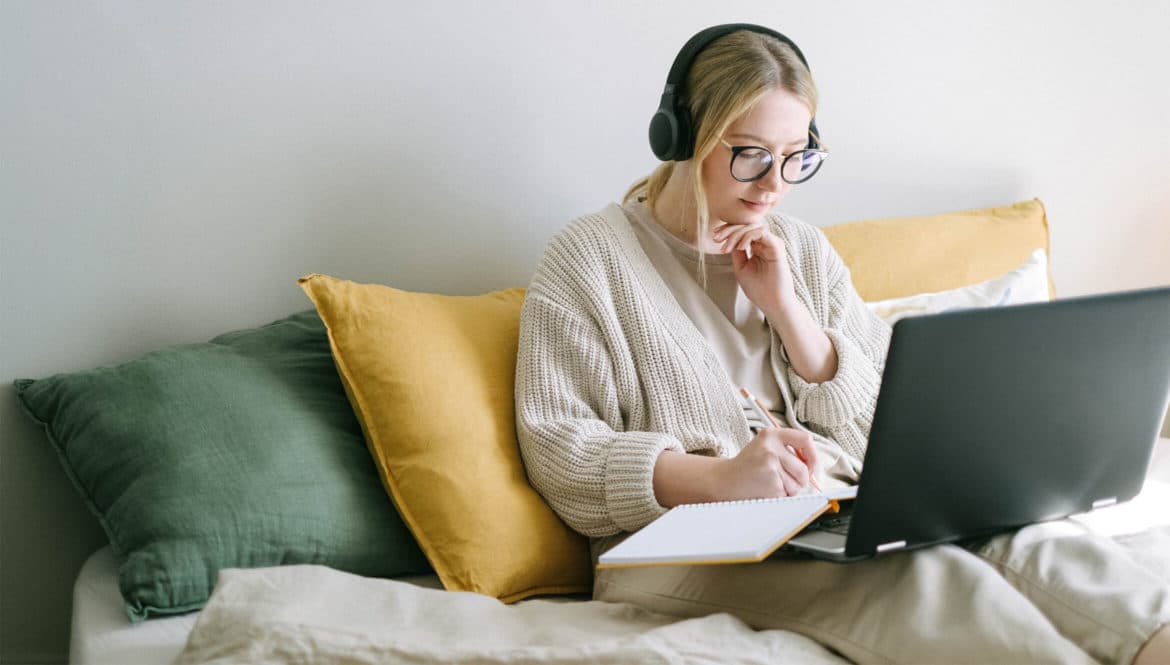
3 2 1169 661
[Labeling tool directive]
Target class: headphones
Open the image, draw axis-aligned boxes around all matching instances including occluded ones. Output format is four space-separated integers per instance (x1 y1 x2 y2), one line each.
648 23 820 162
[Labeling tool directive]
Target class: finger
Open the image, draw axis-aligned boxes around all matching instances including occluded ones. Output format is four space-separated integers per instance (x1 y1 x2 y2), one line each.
735 227 763 253
712 222 744 241
747 234 770 257
724 222 759 241
737 236 756 259
722 222 767 251
731 246 747 271
718 225 747 249
796 436 819 471
739 225 776 251
778 465 804 496
780 430 819 470
715 229 736 252
778 449 811 488
746 232 781 259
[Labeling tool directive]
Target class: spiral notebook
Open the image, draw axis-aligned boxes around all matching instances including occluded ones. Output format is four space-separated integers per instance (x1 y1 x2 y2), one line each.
597 486 858 568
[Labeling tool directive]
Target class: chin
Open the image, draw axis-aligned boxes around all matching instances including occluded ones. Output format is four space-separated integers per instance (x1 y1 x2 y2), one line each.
716 205 770 226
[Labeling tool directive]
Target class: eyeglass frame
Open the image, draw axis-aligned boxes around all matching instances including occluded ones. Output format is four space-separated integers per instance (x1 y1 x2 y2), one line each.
718 136 829 184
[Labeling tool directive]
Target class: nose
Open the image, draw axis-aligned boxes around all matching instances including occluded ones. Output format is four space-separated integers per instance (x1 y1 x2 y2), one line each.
755 162 787 194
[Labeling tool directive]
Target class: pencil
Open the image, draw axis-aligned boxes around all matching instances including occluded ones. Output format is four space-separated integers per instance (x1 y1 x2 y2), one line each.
739 386 821 492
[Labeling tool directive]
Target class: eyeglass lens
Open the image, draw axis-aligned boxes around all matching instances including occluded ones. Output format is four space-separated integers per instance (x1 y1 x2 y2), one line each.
731 147 825 184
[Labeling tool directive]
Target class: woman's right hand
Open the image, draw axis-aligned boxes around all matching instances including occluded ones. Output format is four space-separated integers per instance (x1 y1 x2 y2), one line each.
713 428 819 500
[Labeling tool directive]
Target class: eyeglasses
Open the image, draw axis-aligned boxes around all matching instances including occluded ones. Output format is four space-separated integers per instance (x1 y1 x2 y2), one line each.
719 138 828 184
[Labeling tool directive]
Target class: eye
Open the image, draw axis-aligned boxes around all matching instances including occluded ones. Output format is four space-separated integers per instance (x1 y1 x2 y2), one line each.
739 148 770 162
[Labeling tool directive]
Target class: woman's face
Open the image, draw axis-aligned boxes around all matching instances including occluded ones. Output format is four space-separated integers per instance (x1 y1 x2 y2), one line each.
700 88 812 227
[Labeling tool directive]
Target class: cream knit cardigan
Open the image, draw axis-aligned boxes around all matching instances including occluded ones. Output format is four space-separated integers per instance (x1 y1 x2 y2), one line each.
515 203 892 538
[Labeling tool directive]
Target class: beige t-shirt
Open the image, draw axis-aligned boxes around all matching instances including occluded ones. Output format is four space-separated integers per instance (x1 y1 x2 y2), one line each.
622 199 783 428
622 199 859 487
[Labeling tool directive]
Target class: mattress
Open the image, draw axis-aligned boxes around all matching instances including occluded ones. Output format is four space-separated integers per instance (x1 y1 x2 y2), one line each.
73 437 1170 664
70 546 446 665
70 547 197 665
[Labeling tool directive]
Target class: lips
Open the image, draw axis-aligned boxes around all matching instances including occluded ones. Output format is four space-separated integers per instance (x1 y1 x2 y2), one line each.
741 199 773 212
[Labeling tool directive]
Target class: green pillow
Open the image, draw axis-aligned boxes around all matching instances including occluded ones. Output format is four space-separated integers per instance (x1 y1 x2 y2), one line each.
14 309 431 622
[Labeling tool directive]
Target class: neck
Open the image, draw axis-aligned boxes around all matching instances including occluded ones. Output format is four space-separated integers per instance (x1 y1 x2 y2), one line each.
650 166 721 254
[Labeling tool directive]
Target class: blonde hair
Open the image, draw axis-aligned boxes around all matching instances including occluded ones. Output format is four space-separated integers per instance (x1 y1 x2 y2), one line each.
624 30 818 284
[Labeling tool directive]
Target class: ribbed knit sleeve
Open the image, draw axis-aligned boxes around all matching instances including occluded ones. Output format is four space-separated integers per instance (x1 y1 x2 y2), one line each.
774 218 892 462
514 289 682 538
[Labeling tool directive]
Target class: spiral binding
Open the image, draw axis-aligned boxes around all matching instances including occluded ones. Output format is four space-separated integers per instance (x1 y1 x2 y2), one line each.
676 494 825 510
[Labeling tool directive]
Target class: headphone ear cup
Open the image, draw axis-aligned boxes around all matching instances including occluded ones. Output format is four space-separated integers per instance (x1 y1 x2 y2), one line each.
649 108 680 161
648 104 695 162
674 106 693 160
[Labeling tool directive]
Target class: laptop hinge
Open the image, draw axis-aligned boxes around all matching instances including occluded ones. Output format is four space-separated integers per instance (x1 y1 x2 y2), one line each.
876 540 907 553
1092 497 1118 509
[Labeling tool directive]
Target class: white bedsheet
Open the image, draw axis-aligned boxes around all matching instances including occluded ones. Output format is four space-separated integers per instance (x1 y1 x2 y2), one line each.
75 437 1170 665
70 547 447 665
71 547 197 665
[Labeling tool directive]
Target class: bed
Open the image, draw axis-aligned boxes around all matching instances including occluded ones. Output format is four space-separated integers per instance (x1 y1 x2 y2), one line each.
18 199 1167 663
71 436 1170 664
72 545 850 665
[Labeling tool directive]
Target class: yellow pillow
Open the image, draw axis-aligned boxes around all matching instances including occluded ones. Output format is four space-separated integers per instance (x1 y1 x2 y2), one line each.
822 198 1054 302
299 274 592 602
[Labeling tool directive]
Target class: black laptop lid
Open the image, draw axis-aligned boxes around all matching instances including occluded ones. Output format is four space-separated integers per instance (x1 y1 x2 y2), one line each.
846 286 1170 558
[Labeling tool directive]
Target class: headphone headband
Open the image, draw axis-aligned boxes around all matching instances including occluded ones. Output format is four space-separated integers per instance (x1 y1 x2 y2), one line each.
649 23 820 162
662 23 812 91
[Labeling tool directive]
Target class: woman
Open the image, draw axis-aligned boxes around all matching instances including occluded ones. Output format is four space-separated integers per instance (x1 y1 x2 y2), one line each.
515 24 1169 664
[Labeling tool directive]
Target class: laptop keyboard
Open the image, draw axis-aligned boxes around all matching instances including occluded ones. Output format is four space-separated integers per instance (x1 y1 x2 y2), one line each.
814 514 852 535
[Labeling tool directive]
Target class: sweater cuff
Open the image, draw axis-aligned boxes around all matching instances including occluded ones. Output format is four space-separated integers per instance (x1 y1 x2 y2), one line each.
787 327 882 429
603 433 683 533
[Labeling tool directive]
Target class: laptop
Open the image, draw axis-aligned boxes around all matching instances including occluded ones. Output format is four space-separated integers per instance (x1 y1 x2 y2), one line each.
785 285 1170 562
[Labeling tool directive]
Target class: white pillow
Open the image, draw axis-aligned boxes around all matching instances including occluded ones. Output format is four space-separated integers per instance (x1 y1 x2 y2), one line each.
866 249 1051 325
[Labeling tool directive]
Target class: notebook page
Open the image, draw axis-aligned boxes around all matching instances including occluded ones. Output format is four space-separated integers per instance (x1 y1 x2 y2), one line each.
598 494 832 567
825 486 858 501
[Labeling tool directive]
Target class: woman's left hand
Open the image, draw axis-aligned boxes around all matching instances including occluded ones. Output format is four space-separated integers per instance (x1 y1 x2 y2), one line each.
713 220 795 316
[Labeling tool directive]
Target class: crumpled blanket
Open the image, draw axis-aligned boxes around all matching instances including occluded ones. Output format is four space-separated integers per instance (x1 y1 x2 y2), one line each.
177 440 1170 665
173 563 848 665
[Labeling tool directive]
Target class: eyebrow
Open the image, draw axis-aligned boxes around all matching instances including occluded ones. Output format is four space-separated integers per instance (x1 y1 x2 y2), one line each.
728 133 808 150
